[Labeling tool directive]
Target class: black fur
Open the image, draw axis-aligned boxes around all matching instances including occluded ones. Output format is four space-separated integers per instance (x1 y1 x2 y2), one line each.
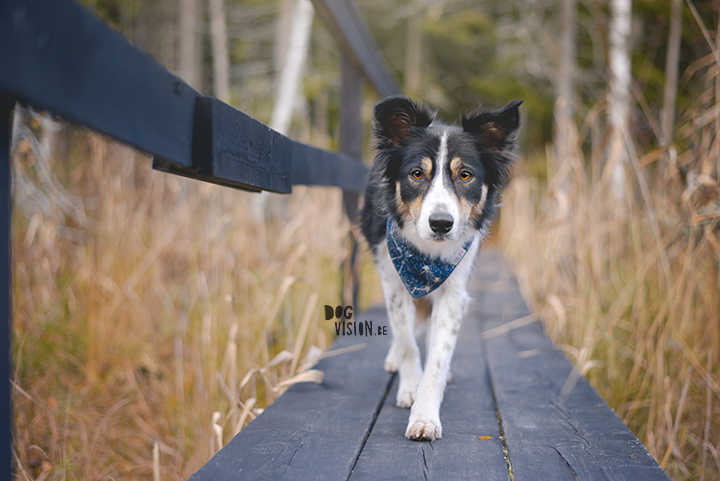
360 96 522 252
461 99 523 191
373 95 437 149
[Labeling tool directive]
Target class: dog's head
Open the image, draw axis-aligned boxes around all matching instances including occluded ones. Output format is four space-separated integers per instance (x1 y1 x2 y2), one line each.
371 95 522 251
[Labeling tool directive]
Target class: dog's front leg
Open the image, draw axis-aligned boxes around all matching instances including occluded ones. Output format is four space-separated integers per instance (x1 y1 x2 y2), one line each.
405 287 467 441
377 248 422 408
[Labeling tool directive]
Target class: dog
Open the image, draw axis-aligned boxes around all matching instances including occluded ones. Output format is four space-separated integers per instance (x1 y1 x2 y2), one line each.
360 95 522 441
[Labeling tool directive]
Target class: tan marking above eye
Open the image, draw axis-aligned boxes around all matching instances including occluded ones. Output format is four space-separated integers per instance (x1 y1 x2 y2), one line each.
450 157 462 176
450 157 473 182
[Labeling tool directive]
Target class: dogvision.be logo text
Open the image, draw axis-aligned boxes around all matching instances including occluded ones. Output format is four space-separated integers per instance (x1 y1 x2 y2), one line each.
324 305 388 337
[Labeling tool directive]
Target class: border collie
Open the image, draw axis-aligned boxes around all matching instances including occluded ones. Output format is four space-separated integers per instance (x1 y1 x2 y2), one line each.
360 96 522 441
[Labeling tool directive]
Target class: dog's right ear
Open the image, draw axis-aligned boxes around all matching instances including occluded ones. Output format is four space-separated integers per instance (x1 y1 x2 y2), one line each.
373 96 436 148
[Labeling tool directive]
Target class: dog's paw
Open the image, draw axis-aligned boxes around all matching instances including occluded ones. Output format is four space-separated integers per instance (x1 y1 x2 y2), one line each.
405 418 442 441
396 385 416 408
384 345 398 373
396 367 421 408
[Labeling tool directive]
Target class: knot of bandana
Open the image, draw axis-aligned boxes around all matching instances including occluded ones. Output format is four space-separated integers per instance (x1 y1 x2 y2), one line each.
386 219 473 298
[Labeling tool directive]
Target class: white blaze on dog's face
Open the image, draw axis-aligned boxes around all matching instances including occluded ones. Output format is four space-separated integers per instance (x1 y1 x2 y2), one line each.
414 130 488 243
416 131 457 241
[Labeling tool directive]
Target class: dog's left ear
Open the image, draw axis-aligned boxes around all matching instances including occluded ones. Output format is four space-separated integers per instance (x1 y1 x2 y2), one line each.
373 96 437 148
461 100 523 152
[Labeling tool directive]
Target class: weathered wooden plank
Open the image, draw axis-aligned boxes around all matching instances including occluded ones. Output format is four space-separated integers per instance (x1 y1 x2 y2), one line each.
471 280 532 320
311 0 400 98
191 249 669 480
349 306 509 480
469 250 531 320
189 307 394 481
475 251 670 481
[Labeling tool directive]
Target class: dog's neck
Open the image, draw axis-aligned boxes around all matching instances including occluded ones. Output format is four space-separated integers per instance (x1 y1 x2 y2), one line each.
386 219 473 298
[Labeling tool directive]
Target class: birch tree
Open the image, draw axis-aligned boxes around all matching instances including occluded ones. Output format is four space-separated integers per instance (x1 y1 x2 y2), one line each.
554 0 577 183
274 0 295 83
209 0 231 102
269 0 315 135
608 0 632 200
252 0 315 220
179 0 200 90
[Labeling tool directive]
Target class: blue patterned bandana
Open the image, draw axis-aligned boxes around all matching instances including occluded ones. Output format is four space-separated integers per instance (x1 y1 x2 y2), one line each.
386 219 473 298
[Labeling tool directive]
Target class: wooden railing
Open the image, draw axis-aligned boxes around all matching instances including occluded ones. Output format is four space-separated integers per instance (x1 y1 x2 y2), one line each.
0 0 400 476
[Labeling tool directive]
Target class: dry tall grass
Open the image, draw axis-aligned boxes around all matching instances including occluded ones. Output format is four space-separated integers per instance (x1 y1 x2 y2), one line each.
500 57 720 479
9 107 370 479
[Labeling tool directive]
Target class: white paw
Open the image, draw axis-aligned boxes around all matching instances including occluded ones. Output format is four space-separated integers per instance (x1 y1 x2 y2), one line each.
396 384 416 408
396 365 421 408
446 370 452 383
384 345 398 373
405 417 442 441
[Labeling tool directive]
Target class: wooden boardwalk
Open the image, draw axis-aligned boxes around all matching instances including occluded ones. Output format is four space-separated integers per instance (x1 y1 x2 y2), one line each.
190 249 670 480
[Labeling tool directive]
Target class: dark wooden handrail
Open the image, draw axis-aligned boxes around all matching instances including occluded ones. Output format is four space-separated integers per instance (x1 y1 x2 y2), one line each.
0 0 374 194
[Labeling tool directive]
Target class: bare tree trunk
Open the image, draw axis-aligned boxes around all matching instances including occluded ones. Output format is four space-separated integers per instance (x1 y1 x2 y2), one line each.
661 0 682 149
161 0 176 71
404 15 422 96
252 0 315 221
608 0 632 201
179 0 200 90
269 0 315 135
554 0 576 184
209 0 230 102
274 0 295 84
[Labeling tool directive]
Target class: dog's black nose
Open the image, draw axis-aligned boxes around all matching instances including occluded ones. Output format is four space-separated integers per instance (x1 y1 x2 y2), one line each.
429 213 454 234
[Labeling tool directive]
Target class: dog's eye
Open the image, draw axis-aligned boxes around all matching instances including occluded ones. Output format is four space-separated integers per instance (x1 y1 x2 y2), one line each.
459 171 473 181
411 169 423 180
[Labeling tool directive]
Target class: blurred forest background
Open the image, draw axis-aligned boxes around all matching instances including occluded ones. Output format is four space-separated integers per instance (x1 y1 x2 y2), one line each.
9 0 720 479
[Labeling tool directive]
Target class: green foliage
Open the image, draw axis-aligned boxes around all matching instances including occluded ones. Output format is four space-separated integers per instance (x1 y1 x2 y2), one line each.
79 0 140 30
358 1 556 150
422 9 493 48
469 74 554 148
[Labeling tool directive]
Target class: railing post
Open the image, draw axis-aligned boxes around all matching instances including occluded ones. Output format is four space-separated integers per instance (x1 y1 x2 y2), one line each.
0 94 14 479
340 55 363 308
